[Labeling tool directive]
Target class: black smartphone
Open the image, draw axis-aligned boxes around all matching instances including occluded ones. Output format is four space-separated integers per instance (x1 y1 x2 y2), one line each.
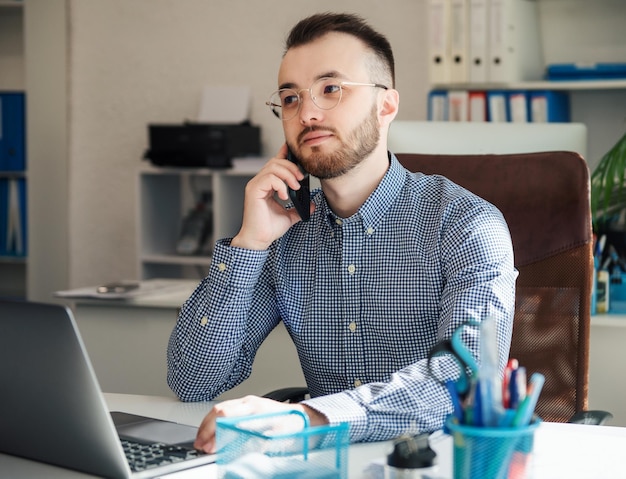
286 147 311 222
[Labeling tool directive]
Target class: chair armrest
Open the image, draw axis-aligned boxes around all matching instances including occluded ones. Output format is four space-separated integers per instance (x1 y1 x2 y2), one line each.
263 387 309 403
568 410 614 426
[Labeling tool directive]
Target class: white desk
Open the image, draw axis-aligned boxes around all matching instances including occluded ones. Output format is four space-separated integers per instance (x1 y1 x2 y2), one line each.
2 393 626 478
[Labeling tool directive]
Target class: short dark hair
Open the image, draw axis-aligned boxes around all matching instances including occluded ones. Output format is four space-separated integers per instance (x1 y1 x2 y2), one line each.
285 12 395 87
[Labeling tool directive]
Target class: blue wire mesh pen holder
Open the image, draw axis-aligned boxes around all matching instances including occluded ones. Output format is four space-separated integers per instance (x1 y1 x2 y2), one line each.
216 410 349 479
445 415 540 479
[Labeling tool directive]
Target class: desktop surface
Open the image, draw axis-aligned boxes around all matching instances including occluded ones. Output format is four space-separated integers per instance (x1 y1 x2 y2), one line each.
2 393 626 478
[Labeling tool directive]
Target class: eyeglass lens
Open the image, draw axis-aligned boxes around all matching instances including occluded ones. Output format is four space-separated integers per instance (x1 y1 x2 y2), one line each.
269 78 343 120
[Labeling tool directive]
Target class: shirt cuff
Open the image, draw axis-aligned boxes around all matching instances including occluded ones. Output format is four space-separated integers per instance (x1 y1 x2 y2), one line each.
302 392 369 443
211 238 269 289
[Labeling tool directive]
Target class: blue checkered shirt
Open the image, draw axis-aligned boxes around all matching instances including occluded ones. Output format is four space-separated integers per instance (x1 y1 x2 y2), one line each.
167 154 516 443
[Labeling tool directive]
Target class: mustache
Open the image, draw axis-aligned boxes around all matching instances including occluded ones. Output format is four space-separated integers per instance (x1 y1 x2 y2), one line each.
297 126 337 144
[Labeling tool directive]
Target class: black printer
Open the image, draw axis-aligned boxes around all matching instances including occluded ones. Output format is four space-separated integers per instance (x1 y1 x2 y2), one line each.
144 122 261 168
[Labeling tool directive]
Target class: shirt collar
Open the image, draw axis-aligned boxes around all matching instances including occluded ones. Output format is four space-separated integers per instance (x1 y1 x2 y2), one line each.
319 152 406 231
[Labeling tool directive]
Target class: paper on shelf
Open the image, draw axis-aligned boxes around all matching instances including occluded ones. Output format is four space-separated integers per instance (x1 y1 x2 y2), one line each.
197 85 251 124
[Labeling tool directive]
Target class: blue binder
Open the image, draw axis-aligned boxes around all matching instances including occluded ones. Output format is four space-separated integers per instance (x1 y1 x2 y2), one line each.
0 92 26 171
529 90 570 122
486 91 510 122
427 90 449 121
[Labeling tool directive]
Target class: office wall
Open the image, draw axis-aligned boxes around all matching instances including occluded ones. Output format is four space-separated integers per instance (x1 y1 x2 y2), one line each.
66 0 428 288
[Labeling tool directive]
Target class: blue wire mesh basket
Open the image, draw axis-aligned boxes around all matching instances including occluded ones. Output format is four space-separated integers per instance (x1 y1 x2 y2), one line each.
216 410 349 479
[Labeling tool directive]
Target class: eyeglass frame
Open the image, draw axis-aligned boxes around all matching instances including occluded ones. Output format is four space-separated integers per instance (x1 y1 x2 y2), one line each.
266 77 389 121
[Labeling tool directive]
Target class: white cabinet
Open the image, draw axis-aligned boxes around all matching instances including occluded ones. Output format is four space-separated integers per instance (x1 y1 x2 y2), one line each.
137 159 264 280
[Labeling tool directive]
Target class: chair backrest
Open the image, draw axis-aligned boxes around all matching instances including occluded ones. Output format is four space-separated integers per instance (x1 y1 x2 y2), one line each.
396 151 593 423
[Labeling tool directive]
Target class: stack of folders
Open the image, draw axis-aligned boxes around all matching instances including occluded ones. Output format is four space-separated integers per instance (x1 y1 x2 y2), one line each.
0 92 27 257
428 0 544 85
428 89 570 122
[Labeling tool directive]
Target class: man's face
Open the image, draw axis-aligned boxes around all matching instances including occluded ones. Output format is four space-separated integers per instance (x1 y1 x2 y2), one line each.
278 32 383 179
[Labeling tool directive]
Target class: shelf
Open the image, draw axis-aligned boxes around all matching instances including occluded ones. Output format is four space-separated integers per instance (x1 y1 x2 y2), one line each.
0 255 26 264
0 1 22 9
0 170 26 178
138 165 258 280
141 254 212 266
139 157 266 177
431 80 626 91
592 314 626 328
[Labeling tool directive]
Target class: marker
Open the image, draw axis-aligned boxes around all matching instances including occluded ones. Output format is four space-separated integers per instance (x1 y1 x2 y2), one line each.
445 380 464 423
512 372 545 427
509 366 527 410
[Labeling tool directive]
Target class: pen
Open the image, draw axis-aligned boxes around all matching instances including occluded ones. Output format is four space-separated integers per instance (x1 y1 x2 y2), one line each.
512 372 545 427
444 380 464 423
509 366 527 410
503 358 519 408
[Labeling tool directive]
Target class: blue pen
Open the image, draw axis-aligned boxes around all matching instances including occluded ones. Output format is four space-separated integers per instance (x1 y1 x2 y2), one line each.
509 366 527 410
444 380 464 423
473 380 483 427
512 372 545 427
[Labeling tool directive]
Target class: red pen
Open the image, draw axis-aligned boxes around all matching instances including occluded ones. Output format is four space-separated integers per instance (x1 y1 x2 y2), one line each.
503 358 518 409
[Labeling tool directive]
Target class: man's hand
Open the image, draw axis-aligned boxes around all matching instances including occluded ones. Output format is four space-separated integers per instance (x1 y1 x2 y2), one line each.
193 395 328 453
230 144 314 251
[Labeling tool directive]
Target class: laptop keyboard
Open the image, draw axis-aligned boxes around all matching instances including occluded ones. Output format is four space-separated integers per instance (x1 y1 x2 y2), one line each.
121 438 203 472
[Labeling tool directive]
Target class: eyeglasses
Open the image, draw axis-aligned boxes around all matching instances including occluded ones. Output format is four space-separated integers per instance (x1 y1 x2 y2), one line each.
266 77 388 121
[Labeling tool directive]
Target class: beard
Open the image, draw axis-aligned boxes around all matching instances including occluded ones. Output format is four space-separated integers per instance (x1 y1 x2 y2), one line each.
295 104 380 180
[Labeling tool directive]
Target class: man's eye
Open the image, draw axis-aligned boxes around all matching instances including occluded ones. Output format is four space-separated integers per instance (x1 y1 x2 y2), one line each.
283 95 299 107
322 84 341 95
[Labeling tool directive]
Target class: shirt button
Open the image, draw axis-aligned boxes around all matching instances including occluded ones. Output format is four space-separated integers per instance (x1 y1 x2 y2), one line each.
349 321 357 332
347 264 356 274
335 218 343 226
354 379 362 387
217 263 227 272
200 316 208 326
366 227 374 235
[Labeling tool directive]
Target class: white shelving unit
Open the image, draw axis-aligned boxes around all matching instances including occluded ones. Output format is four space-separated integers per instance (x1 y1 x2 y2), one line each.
428 0 626 170
432 80 626 92
137 158 265 280
0 1 25 299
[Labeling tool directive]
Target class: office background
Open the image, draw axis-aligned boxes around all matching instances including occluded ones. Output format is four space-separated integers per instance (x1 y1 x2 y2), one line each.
3 0 625 301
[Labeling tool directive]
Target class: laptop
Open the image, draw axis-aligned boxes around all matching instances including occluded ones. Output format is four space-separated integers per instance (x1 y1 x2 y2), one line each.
0 300 216 478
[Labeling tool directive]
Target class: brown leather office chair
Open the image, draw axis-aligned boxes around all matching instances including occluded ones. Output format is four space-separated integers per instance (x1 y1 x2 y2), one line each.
266 150 611 424
395 150 596 424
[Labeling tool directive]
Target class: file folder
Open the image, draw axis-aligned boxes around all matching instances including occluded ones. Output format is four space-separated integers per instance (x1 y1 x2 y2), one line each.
0 177 27 257
488 0 543 83
487 90 509 122
0 92 26 171
468 0 490 83
448 90 470 121
0 179 7 256
529 90 570 123
428 0 452 84
508 91 529 123
428 90 449 121
450 0 470 83
469 91 488 122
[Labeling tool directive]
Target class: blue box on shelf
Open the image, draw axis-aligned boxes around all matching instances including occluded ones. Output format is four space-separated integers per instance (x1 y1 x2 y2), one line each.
609 281 626 314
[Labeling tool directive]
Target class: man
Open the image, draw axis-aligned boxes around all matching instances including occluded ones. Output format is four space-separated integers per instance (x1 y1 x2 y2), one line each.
167 12 516 453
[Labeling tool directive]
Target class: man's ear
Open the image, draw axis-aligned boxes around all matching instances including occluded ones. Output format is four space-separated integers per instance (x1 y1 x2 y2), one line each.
378 88 399 127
